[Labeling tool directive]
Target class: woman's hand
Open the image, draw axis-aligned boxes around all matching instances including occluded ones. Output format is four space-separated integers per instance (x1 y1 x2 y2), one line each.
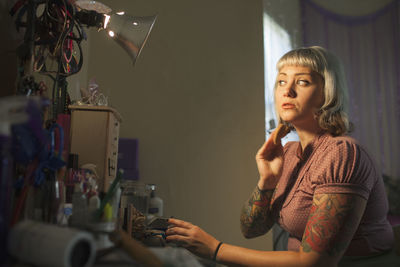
256 124 289 189
166 218 220 260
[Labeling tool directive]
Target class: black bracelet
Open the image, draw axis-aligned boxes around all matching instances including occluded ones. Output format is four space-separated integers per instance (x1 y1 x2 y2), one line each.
213 241 223 261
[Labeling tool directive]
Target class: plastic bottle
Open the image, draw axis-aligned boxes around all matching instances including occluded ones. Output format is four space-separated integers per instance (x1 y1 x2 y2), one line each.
70 183 88 227
148 184 163 218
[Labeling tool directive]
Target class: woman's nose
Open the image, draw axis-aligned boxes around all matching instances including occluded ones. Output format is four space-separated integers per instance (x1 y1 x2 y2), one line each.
283 82 296 97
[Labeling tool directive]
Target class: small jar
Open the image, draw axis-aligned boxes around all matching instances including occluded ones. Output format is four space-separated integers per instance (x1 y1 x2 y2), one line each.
120 181 150 236
120 181 150 215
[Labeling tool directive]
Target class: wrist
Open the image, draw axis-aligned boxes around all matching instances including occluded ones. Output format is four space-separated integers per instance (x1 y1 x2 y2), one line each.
257 179 277 190
213 241 223 262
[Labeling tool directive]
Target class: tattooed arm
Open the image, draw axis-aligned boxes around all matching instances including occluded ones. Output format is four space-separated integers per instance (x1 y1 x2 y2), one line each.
238 126 287 238
166 193 366 266
209 193 366 267
299 193 367 265
240 186 275 238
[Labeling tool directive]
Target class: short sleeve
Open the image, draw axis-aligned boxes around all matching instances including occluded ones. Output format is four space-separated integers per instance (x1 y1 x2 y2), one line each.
313 138 377 200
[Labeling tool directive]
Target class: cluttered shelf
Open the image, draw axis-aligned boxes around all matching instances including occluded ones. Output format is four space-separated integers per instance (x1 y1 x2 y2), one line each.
4 123 206 267
1 0 163 266
0 95 207 266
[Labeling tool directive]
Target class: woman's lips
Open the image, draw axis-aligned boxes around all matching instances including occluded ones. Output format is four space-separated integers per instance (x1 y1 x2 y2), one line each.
282 103 295 109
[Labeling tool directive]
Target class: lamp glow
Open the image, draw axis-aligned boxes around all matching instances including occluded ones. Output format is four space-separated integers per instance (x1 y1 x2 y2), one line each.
103 14 111 29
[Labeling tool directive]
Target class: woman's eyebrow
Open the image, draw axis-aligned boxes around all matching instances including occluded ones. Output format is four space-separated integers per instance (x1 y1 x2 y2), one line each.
278 72 312 76
295 73 312 76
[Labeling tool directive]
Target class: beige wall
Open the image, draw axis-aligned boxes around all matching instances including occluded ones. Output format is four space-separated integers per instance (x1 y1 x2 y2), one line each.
86 0 270 249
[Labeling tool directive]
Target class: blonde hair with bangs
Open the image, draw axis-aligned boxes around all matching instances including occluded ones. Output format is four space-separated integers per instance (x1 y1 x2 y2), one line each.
275 46 350 136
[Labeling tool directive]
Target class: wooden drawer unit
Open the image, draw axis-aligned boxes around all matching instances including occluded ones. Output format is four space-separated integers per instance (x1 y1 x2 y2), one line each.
69 105 122 192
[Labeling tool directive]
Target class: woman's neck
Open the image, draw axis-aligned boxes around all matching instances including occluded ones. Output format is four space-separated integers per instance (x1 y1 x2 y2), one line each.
294 123 324 152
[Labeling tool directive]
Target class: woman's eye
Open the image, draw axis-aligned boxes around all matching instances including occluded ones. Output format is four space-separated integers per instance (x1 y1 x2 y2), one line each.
278 80 286 86
297 80 309 86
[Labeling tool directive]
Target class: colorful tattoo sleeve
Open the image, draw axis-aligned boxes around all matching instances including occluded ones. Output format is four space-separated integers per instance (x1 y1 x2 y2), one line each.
240 186 275 238
301 193 366 257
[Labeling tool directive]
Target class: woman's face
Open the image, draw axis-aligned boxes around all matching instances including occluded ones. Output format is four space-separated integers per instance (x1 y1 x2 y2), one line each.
275 65 324 128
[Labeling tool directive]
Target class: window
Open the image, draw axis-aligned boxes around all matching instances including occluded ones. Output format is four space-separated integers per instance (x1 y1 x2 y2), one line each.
263 13 298 144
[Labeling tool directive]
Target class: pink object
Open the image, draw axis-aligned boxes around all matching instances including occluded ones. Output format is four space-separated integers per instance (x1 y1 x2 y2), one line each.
56 114 71 162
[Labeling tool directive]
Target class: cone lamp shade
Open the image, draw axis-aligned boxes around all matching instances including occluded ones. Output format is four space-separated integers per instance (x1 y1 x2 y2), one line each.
104 13 157 65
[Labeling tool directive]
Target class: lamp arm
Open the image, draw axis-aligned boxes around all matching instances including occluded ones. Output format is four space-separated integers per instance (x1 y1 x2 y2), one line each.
75 10 105 28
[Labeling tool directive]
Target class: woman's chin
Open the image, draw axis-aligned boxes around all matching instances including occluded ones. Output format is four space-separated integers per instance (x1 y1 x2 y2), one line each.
279 115 296 123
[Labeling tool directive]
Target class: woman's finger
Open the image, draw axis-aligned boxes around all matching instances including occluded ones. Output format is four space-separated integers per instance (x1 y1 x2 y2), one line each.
273 124 290 145
256 140 268 154
256 138 279 160
257 127 283 156
166 226 190 237
168 218 193 229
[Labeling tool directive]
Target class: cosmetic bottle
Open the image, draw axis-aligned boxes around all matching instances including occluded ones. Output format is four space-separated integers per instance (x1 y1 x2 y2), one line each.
148 184 163 218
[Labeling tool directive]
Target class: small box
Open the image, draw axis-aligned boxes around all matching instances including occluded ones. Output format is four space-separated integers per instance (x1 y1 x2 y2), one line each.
117 138 139 180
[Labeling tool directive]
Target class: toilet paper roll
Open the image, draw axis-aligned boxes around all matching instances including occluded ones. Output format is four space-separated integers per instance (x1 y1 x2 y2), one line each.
8 220 96 267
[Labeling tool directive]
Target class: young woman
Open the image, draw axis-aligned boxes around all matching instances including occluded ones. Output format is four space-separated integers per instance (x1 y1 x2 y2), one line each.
165 47 396 266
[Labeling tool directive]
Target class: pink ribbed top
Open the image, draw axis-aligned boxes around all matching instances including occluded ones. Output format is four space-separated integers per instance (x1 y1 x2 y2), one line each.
271 133 394 256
